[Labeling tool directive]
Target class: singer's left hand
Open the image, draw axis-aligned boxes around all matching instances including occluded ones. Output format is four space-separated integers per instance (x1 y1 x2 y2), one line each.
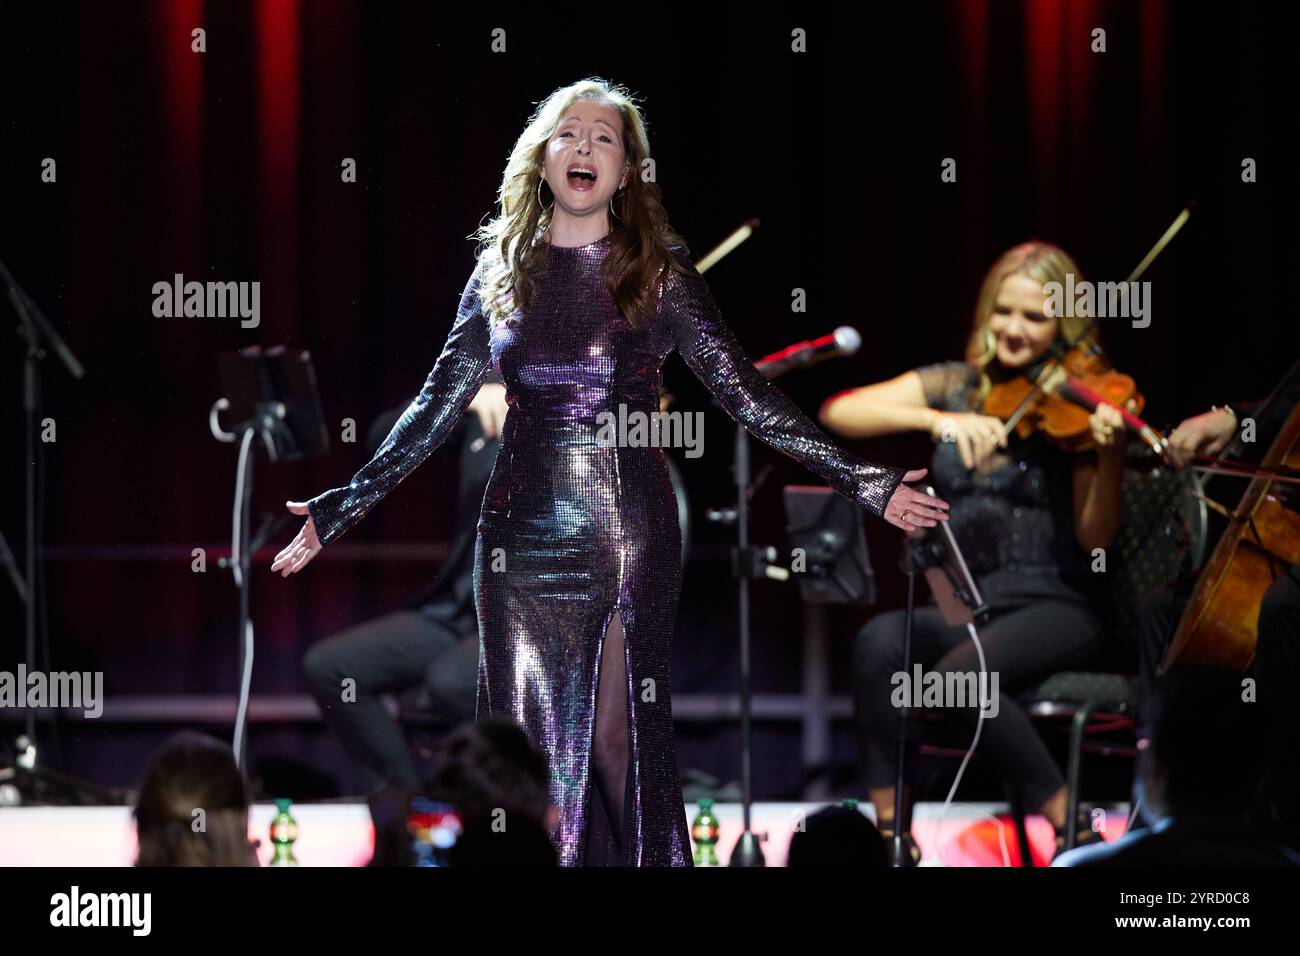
883 469 950 532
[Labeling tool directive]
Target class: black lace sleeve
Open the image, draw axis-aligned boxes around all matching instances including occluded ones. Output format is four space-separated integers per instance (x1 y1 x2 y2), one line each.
306 260 493 545
661 253 906 518
915 360 977 412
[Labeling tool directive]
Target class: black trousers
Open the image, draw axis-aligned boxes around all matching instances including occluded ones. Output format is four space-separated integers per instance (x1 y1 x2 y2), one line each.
853 571 1103 811
302 609 479 794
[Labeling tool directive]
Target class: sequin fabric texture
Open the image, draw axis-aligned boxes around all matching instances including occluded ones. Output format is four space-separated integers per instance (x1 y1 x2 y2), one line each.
307 233 906 865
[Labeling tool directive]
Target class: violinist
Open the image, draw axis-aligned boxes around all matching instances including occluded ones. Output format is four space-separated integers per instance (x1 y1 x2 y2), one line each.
820 241 1127 858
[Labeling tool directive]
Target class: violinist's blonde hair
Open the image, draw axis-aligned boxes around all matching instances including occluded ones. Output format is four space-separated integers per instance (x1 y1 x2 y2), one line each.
965 242 1094 405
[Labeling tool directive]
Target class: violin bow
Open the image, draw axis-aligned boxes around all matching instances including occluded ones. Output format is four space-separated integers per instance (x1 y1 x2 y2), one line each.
999 204 1197 452
1191 456 1300 486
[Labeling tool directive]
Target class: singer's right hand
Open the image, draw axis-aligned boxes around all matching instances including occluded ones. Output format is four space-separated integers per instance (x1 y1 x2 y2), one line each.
271 501 323 577
930 412 1008 470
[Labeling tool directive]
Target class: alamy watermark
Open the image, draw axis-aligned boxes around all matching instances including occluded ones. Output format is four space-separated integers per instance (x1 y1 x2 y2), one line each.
891 664 1000 718
152 274 260 328
595 403 703 458
1043 273 1151 329
0 665 103 718
49 886 150 935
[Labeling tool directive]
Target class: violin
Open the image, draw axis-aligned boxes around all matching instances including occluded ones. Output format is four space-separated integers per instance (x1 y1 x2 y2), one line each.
979 204 1203 467
982 341 1175 464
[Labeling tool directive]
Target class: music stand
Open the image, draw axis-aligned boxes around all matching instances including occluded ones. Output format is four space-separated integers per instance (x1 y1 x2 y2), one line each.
210 347 328 775
782 485 876 605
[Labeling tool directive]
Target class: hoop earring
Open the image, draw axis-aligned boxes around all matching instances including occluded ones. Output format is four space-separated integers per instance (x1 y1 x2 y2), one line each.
537 178 554 211
609 190 624 223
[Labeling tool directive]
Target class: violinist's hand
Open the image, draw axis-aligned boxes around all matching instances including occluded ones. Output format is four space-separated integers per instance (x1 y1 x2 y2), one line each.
931 412 1008 470
468 383 508 440
1089 402 1128 460
270 501 323 577
1167 407 1237 469
883 469 951 532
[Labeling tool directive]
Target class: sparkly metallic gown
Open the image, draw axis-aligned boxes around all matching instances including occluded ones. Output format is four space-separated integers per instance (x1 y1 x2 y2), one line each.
307 233 906 866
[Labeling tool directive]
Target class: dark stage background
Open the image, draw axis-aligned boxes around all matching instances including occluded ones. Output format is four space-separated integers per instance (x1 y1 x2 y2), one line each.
1 1 1297 802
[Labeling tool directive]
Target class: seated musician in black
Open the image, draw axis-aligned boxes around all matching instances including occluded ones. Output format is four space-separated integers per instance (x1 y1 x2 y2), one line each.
301 376 507 794
820 242 1128 858
1135 355 1300 848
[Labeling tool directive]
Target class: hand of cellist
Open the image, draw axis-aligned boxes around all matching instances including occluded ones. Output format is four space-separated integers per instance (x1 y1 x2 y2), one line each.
1167 408 1238 469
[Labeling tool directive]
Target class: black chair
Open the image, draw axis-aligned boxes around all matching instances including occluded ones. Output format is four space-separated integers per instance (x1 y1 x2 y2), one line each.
1007 460 1208 863
1007 672 1141 863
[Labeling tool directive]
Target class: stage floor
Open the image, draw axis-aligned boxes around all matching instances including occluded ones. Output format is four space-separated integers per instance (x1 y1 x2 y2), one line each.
0 801 1130 867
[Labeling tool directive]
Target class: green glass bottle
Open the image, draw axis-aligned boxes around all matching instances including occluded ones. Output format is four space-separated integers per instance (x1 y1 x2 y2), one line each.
269 798 299 866
691 798 720 867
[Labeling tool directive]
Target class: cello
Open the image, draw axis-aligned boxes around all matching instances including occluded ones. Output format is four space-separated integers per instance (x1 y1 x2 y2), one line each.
1162 398 1300 671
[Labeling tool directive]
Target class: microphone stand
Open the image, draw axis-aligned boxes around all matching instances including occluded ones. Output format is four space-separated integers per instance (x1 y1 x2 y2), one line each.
712 335 862 866
691 228 856 866
727 424 772 866
0 258 84 800
891 545 923 866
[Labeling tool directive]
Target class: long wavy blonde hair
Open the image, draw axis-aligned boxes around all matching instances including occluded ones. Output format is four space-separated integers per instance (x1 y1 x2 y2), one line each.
473 78 689 330
965 241 1094 405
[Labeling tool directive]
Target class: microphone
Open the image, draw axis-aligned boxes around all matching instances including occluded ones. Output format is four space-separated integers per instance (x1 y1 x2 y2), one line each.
754 326 861 381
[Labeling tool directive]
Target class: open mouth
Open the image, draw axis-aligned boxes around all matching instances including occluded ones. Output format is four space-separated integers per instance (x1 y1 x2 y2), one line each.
567 165 597 190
